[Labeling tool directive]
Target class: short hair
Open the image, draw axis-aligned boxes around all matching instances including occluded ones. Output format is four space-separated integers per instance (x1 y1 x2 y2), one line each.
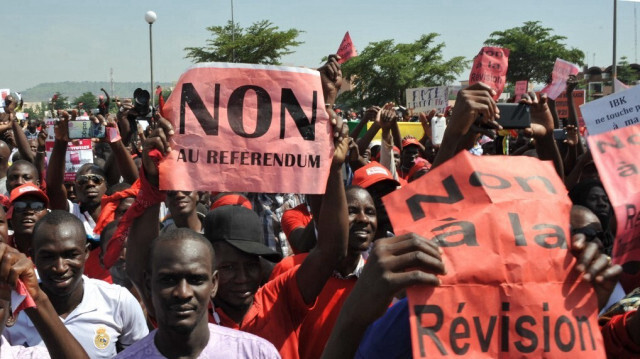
106 182 132 196
33 210 86 248
9 160 38 174
149 228 215 273
76 163 106 180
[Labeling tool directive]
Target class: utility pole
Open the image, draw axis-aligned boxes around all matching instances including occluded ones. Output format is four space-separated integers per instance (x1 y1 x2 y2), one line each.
110 68 114 96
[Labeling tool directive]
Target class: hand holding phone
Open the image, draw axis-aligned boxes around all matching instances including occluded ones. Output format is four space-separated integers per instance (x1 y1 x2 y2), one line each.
496 103 531 129
68 120 105 139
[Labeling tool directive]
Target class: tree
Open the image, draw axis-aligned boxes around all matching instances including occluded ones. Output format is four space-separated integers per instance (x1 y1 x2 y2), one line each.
72 92 98 113
484 21 585 84
185 20 302 64
616 56 640 85
338 34 468 108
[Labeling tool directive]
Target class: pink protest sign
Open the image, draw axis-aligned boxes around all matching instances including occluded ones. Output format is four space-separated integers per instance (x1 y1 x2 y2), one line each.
469 47 509 100
514 80 528 101
337 31 357 64
160 63 333 194
541 58 580 100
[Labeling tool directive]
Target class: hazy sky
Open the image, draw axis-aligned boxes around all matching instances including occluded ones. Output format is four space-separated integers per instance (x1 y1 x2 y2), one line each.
2 0 638 92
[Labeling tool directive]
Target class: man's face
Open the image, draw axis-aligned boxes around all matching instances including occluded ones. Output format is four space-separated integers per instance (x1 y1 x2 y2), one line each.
401 146 421 170
213 242 261 311
584 187 611 221
166 191 198 218
151 238 217 335
10 195 48 237
393 152 401 169
347 189 377 252
74 170 107 206
27 121 37 132
28 140 37 155
33 223 88 297
115 197 135 221
0 207 8 244
6 164 39 193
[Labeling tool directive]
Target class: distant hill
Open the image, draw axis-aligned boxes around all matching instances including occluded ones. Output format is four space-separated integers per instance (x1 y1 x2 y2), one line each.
20 81 175 102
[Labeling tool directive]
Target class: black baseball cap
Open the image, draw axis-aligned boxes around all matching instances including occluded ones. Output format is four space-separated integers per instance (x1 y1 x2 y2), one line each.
204 205 281 262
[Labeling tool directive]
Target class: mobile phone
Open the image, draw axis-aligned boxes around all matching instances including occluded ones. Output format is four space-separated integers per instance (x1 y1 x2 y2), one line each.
68 120 105 139
496 103 531 129
553 129 567 141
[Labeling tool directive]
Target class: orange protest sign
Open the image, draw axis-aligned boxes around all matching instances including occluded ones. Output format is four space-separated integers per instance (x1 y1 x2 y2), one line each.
336 31 357 64
383 151 605 358
587 125 640 269
469 47 509 100
556 90 586 134
160 63 333 194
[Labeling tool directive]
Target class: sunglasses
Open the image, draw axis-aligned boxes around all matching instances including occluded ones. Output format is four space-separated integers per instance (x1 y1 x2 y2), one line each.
13 201 46 213
76 174 105 186
571 227 605 242
166 190 193 198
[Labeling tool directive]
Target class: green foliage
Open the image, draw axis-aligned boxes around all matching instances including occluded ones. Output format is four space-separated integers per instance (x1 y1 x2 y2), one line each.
22 106 41 120
73 92 98 113
51 92 68 110
617 56 640 85
185 20 303 64
337 34 468 107
485 21 585 84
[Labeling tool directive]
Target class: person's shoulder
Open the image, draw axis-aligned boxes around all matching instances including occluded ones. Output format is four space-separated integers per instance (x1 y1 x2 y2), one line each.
84 276 135 303
207 324 279 356
114 331 157 359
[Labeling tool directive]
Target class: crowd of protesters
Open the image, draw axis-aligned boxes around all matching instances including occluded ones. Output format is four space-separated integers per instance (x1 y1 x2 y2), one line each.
0 53 636 359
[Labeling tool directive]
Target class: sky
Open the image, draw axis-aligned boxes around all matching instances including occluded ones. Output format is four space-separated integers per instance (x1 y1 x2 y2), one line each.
2 0 639 93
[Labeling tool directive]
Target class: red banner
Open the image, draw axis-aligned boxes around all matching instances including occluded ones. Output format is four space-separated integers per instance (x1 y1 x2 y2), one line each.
514 80 528 101
336 31 357 64
587 125 640 269
469 47 509 100
383 151 605 358
160 63 333 194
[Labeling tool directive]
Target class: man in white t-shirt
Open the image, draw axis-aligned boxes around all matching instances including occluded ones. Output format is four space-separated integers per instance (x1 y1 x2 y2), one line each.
4 210 148 358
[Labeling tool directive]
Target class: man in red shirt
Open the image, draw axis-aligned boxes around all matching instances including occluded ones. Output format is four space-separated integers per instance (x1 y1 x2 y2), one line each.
269 185 377 358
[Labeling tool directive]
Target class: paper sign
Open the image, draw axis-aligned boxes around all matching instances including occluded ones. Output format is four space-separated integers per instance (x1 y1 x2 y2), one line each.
336 31 357 64
614 78 630 93
160 63 333 194
580 84 640 136
469 47 509 100
555 90 586 134
587 125 640 270
383 151 605 358
514 81 528 101
45 119 94 182
541 59 580 100
431 115 446 145
406 86 449 114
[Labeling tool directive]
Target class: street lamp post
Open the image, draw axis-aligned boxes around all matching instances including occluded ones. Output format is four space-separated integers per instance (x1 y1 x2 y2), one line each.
145 11 157 107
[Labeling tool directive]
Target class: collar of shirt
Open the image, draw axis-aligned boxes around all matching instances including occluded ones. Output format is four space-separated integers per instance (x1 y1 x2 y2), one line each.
332 255 365 280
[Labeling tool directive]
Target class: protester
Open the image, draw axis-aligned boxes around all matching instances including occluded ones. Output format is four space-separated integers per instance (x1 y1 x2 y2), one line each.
7 183 49 256
115 228 280 358
3 210 148 358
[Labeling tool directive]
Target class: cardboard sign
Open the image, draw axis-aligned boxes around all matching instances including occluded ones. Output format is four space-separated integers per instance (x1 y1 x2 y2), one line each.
160 63 333 194
45 119 94 182
514 81 528 101
383 151 604 358
406 86 449 114
336 31 357 64
587 125 640 268
580 84 640 136
469 47 509 100
541 59 580 100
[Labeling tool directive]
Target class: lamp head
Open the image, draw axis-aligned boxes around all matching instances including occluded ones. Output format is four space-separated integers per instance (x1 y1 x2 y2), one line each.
145 11 157 24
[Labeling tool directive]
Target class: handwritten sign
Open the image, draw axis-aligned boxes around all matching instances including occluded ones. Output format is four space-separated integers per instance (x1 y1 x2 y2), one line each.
160 63 333 194
383 151 604 358
541 59 580 100
45 119 94 182
587 125 640 271
406 86 449 114
336 31 357 64
469 47 509 100
514 81 528 101
580 84 640 136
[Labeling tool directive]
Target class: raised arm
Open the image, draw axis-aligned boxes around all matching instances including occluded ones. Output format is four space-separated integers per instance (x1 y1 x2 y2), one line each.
295 55 350 305
355 107 381 156
103 114 139 185
0 243 89 359
46 110 73 211
10 113 35 163
565 75 585 156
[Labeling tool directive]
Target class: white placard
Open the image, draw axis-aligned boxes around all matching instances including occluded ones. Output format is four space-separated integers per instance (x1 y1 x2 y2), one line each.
580 84 640 135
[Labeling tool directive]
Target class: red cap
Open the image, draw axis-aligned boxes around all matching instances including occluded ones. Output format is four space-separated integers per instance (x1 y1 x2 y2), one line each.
401 138 425 151
210 194 253 211
352 161 400 189
407 158 431 180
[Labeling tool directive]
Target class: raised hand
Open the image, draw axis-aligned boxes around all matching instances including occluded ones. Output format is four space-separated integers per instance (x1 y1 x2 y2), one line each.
521 92 554 139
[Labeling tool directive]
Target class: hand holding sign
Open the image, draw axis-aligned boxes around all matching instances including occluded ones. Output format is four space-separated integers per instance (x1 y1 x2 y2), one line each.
566 75 579 93
142 114 174 187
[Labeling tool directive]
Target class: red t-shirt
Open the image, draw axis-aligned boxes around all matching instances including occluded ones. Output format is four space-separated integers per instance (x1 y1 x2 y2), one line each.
212 266 314 359
601 310 640 358
280 204 312 254
270 253 359 359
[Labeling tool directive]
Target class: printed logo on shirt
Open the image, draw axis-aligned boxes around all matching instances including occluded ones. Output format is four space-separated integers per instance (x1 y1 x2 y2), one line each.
93 326 110 349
